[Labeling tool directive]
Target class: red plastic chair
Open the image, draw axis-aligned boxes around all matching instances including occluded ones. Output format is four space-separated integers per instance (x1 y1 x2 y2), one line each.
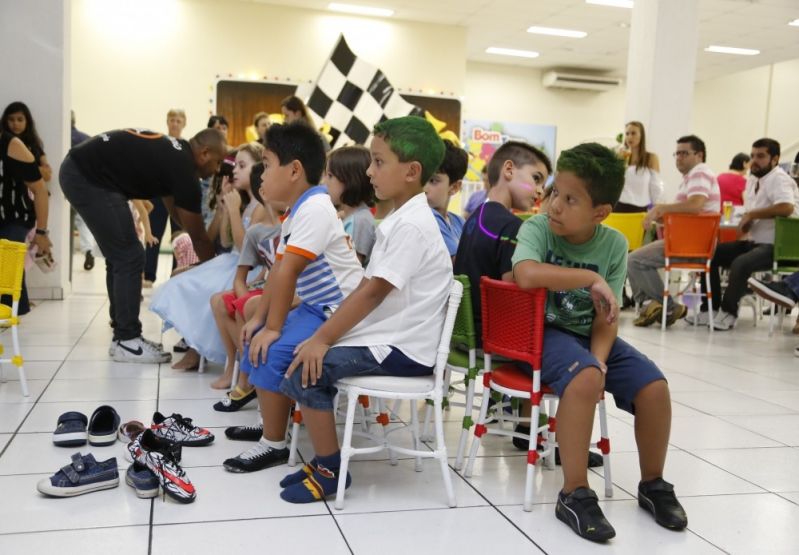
463 277 612 511
661 213 721 331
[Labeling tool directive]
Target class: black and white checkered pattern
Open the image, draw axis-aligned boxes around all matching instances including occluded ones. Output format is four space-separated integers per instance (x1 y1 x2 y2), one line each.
306 35 423 148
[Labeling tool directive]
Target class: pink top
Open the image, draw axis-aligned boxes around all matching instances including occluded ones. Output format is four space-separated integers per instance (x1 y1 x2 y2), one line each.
717 172 746 206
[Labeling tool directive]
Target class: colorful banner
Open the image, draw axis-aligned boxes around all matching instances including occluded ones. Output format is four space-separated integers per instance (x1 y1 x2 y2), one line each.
461 120 557 181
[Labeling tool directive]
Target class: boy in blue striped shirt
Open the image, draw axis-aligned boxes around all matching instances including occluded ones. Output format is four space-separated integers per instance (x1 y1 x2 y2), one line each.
225 123 363 473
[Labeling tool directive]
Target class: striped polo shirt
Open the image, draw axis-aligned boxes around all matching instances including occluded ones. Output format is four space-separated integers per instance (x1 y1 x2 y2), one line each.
276 186 363 307
675 162 720 213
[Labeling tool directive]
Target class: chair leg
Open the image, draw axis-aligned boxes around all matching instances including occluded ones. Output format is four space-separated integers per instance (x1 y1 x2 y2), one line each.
545 397 557 470
421 401 434 442
334 391 359 510
410 399 423 472
454 371 477 471
377 399 398 466
706 270 714 334
198 356 206 374
12 325 28 397
230 355 240 391
464 377 493 478
661 269 670 331
288 404 302 467
524 399 542 512
597 398 613 498
433 396 456 508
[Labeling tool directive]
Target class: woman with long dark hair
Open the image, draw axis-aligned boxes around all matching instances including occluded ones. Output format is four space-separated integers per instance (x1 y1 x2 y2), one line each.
2 101 51 182
616 121 662 213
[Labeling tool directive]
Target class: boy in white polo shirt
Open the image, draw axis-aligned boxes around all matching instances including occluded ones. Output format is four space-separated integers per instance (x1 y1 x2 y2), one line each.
277 116 451 503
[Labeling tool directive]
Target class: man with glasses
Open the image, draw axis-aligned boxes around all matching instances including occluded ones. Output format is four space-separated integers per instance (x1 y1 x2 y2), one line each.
628 135 720 327
695 138 799 330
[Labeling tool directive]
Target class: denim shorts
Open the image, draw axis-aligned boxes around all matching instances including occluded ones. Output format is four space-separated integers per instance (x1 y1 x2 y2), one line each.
517 327 666 414
280 346 432 410
240 302 327 393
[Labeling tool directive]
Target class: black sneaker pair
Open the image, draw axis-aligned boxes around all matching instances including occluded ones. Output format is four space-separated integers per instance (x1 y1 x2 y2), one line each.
556 479 687 543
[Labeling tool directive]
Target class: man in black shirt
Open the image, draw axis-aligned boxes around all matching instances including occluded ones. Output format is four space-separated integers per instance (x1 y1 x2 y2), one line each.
59 128 225 363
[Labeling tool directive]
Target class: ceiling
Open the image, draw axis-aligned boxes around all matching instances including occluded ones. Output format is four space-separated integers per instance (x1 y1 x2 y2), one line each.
249 0 799 81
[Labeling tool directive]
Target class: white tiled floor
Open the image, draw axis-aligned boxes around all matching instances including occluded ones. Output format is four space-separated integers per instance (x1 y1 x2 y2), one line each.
2 256 799 554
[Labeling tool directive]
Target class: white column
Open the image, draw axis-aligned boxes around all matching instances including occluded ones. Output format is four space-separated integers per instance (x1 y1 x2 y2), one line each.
0 0 71 300
625 0 699 199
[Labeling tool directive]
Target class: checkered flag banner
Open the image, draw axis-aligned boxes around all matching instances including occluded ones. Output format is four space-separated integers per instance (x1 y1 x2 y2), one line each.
306 34 424 148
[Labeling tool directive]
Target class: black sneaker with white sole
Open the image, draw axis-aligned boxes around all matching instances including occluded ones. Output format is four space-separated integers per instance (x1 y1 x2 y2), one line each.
213 388 257 412
112 337 171 364
223 440 289 473
638 478 688 530
225 424 264 441
555 487 616 543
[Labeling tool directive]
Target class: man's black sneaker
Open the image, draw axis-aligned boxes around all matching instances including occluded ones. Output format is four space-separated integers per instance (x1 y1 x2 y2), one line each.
83 250 94 271
224 424 264 441
555 487 616 543
638 478 688 530
213 387 257 412
223 440 289 473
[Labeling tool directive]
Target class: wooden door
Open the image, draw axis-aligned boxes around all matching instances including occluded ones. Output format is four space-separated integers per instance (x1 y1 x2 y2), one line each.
215 80 297 147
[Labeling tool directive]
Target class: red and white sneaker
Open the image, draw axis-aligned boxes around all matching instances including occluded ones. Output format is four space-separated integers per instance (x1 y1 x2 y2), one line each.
128 429 195 503
150 412 214 446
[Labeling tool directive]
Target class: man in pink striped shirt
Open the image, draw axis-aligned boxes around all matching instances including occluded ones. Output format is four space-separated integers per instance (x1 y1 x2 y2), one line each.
628 135 720 327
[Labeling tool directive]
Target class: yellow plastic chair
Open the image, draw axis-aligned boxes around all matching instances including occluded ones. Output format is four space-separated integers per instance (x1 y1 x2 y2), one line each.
603 212 647 251
0 239 29 396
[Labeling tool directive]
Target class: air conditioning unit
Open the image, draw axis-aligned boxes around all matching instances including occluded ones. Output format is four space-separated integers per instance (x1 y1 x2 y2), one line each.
542 71 621 92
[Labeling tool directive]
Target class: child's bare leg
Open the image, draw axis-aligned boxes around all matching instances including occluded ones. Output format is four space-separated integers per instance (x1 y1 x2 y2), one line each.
257 388 293 442
302 405 339 456
172 347 200 370
632 379 671 481
556 367 604 493
232 311 253 391
210 292 237 389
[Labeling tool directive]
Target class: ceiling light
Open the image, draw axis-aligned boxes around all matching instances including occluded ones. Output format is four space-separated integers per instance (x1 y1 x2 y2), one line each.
705 45 760 56
586 0 633 8
527 26 587 38
486 47 540 59
789 19 799 27
328 3 394 17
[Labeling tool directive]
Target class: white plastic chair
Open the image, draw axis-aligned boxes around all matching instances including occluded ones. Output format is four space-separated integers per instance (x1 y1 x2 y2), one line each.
0 240 29 397
319 279 463 510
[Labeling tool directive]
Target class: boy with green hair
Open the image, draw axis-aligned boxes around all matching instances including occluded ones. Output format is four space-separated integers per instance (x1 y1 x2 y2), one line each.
512 143 687 542
277 116 452 503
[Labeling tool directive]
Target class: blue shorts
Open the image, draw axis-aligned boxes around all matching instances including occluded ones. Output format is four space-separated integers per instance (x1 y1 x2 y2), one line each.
240 303 327 393
519 327 666 414
280 346 432 410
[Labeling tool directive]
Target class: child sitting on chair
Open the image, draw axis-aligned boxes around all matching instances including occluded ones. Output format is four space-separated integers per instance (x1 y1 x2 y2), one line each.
277 116 452 503
511 143 686 542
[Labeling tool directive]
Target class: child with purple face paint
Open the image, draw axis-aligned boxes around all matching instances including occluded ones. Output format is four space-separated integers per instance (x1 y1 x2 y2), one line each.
453 140 551 345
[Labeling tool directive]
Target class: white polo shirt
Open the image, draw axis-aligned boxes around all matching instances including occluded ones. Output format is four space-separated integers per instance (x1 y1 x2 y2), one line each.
277 186 364 307
336 192 453 367
743 166 799 244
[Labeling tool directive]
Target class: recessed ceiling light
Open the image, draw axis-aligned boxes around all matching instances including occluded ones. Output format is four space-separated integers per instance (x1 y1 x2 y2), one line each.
586 0 633 8
789 19 799 27
328 3 394 17
486 47 540 59
527 26 587 38
705 45 759 56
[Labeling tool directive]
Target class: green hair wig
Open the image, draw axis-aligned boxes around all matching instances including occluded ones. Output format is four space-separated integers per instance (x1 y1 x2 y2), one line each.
556 142 626 207
373 116 445 184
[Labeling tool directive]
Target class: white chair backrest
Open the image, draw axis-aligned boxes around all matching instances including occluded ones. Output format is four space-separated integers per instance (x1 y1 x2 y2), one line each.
433 279 464 392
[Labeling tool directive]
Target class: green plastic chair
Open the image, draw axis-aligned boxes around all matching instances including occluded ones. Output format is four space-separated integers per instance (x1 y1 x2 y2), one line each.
769 217 799 335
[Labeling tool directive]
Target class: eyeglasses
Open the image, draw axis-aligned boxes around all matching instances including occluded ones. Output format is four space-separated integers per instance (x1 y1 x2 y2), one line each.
673 151 696 158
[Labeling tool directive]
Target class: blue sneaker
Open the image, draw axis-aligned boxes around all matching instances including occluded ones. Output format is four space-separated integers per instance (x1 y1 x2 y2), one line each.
125 463 160 499
36 453 119 497
52 412 88 447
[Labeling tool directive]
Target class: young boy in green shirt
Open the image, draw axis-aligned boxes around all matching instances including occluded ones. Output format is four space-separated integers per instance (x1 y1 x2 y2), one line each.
511 143 687 543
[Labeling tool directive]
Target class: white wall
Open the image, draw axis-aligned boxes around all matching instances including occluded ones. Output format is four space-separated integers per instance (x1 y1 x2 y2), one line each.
694 58 799 173
462 61 626 157
71 0 466 137
1 0 71 299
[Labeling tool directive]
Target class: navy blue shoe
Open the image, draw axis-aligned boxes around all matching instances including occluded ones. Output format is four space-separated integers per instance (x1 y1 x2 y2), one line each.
88 405 121 446
36 453 119 497
53 412 88 447
125 463 160 499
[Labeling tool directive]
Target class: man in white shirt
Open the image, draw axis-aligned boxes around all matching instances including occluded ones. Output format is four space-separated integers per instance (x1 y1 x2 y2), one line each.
699 138 799 330
628 135 721 327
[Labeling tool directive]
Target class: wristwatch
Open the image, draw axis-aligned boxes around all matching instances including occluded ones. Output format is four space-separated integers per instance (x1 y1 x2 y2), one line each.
35 228 49 236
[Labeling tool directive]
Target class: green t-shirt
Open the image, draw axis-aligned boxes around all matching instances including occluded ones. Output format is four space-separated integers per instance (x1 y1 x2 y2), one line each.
511 214 628 337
